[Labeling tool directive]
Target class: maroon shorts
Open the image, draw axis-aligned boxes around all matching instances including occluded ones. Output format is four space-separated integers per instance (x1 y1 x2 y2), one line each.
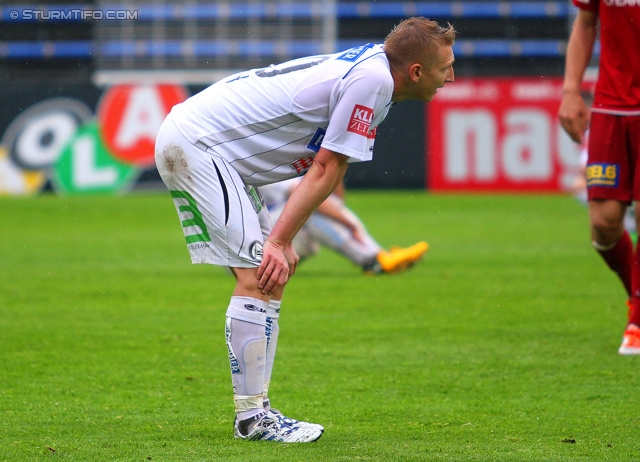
587 112 640 203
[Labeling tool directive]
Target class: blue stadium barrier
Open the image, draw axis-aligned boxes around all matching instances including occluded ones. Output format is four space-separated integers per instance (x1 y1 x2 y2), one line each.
0 2 577 59
98 39 329 58
455 39 566 57
338 1 570 18
0 40 92 58
0 39 589 60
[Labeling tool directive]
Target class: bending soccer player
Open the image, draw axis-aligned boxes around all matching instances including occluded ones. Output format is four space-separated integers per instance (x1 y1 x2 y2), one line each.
260 178 429 273
155 17 456 442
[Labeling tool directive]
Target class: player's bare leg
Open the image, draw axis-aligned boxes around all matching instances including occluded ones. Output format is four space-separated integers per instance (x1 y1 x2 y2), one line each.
590 199 627 248
588 199 631 293
590 199 632 295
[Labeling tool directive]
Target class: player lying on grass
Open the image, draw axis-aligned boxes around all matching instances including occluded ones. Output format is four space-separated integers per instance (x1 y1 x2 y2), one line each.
155 17 456 442
260 178 428 273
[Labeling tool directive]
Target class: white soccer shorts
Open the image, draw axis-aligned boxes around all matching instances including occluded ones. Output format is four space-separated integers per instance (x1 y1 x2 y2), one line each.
155 114 272 268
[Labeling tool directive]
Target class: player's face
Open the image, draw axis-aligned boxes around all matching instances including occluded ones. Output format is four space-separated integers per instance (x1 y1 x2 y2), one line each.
417 45 455 102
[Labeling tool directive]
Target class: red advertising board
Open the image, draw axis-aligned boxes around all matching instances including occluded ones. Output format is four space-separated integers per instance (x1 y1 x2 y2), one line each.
427 77 582 192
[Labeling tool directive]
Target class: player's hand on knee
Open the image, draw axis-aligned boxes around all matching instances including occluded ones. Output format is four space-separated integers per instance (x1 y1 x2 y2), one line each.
284 244 299 277
257 240 290 294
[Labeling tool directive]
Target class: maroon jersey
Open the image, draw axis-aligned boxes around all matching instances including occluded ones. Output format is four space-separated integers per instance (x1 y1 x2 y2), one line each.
573 0 640 113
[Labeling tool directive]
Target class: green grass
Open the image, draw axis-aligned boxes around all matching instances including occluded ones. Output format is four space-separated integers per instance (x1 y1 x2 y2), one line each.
1 191 639 461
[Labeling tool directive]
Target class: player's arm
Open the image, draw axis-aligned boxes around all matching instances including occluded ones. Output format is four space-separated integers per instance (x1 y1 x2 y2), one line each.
257 147 349 293
286 180 356 235
559 8 598 144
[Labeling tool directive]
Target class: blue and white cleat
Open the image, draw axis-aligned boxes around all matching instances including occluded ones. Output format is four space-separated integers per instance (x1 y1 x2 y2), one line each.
234 413 323 443
267 408 325 433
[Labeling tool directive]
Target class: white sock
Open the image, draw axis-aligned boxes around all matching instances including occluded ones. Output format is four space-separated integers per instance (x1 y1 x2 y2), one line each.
263 299 281 408
225 296 268 422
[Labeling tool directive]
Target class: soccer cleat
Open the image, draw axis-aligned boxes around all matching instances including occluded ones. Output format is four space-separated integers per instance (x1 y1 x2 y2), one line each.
267 408 324 433
618 323 640 355
374 241 429 273
234 413 323 443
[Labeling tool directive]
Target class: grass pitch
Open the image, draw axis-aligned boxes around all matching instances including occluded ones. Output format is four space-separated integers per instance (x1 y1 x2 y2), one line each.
1 191 638 461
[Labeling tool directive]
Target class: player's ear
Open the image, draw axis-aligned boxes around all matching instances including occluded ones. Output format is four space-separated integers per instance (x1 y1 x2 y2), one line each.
409 63 422 82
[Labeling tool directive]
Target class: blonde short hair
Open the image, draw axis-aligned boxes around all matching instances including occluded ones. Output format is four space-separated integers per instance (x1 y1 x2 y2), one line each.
384 17 457 70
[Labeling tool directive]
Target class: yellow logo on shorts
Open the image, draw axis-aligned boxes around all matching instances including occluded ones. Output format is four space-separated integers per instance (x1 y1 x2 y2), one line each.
586 163 619 188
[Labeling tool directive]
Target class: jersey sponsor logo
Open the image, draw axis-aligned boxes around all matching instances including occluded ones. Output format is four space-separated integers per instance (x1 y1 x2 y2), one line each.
347 104 376 138
307 127 326 152
337 43 373 62
586 163 619 188
290 155 315 174
249 240 264 262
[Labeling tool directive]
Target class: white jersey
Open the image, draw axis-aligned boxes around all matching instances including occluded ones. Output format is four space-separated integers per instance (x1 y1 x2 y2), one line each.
170 43 394 186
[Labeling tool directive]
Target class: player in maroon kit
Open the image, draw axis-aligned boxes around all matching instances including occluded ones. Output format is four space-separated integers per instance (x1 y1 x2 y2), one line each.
558 0 640 354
